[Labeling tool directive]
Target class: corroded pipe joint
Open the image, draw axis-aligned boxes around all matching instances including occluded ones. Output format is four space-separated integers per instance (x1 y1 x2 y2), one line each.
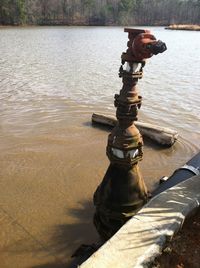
106 124 143 167
114 95 142 122
116 64 143 121
119 63 144 79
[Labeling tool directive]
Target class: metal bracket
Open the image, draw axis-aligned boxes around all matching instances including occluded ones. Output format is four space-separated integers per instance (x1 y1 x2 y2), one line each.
179 164 200 176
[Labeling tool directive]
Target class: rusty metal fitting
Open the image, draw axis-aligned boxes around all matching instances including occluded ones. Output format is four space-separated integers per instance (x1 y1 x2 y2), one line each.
132 33 157 61
115 92 142 106
106 124 143 166
132 33 167 61
119 62 145 79
93 163 148 240
93 28 167 241
118 62 144 118
115 103 141 122
122 28 167 62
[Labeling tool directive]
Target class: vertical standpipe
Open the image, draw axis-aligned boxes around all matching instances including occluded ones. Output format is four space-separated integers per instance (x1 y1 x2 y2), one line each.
93 28 167 240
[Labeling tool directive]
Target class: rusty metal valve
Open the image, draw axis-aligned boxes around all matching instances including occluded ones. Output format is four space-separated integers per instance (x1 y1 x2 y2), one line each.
132 33 167 61
122 28 167 63
93 28 167 241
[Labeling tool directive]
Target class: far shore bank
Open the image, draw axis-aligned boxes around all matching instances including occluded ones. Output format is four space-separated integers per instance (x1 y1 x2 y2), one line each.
1 24 200 31
165 24 200 31
0 24 168 28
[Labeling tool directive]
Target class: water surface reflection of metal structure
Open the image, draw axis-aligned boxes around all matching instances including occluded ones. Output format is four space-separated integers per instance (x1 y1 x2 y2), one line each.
94 28 167 240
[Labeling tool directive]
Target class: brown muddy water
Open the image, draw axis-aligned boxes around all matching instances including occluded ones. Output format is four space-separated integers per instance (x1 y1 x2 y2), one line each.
0 26 199 268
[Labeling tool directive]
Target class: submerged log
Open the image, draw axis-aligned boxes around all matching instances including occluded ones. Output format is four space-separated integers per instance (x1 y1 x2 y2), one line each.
92 113 178 147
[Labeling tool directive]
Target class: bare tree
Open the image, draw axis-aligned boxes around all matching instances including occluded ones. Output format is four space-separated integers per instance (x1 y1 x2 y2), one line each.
1 0 200 26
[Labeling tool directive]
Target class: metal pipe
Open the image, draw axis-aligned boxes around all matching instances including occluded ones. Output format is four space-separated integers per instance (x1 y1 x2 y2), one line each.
93 28 167 240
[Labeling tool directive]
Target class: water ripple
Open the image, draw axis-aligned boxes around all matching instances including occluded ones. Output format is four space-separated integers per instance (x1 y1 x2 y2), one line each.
0 26 199 151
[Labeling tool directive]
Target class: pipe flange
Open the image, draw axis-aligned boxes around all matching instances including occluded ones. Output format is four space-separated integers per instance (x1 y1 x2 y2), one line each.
179 164 200 176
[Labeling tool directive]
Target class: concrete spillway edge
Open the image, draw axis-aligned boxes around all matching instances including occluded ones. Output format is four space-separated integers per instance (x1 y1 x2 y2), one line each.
79 174 200 268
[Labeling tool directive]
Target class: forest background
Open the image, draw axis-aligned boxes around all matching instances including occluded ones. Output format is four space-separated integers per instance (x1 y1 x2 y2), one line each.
0 0 200 26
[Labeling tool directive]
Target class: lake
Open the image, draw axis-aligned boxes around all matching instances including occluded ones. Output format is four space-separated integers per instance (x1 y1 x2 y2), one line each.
0 26 199 267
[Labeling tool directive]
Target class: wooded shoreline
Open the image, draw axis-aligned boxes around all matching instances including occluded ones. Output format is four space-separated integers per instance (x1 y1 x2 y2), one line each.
1 0 200 27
